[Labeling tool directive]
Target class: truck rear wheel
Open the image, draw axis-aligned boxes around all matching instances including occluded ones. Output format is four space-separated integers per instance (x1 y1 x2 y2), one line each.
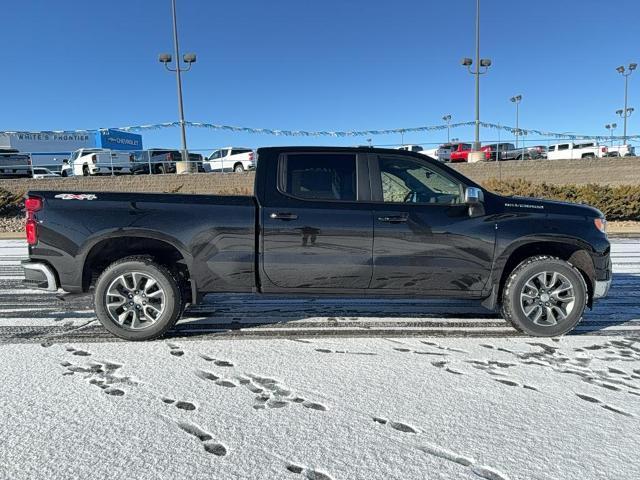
94 256 184 341
501 256 587 337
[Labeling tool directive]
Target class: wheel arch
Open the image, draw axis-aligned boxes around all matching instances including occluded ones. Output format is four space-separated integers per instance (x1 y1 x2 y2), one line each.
494 240 596 309
80 233 194 302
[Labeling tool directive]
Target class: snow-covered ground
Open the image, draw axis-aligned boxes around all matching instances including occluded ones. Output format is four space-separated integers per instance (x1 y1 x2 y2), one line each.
0 239 639 480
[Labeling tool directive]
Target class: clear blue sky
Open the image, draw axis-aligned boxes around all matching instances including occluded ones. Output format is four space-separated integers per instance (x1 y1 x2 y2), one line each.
1 0 639 152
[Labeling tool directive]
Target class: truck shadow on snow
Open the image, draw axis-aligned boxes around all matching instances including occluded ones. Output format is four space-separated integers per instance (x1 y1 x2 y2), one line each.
0 273 636 342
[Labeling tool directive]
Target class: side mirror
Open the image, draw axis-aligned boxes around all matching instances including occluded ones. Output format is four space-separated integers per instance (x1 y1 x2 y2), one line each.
465 187 484 204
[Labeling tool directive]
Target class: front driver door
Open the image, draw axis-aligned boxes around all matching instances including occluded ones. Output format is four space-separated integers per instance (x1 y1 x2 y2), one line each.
370 154 495 295
261 152 373 291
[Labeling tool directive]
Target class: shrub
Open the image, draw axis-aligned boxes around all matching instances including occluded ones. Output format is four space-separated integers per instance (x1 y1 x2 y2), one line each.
482 178 640 221
0 188 22 213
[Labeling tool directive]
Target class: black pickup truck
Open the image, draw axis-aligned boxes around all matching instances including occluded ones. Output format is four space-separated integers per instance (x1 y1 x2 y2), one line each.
22 146 612 340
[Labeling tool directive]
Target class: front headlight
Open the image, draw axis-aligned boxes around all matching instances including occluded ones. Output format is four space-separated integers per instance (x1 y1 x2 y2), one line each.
594 218 607 234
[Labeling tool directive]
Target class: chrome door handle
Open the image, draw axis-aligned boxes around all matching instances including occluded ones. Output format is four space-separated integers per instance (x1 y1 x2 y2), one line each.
270 212 298 221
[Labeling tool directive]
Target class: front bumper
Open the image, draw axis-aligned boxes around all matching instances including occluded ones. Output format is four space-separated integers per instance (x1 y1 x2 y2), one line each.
22 261 59 291
593 279 612 299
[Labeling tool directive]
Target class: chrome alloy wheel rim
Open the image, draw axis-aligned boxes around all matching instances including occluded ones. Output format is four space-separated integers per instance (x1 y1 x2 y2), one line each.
105 272 166 330
519 271 576 326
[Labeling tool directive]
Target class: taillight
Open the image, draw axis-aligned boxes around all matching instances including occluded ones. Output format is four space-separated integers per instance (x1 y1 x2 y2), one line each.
601 147 607 153
26 220 37 245
25 197 43 212
249 152 254 161
166 153 171 160
25 196 43 245
91 154 97 163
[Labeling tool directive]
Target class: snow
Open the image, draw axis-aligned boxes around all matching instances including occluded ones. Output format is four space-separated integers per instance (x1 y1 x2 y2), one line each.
1 336 639 480
0 239 639 479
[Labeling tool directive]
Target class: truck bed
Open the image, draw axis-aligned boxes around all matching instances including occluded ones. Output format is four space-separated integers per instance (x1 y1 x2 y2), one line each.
27 190 257 295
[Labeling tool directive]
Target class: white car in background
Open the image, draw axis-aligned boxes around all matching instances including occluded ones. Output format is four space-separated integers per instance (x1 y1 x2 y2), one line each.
31 167 60 179
69 148 132 176
204 147 256 173
547 141 608 160
397 145 444 161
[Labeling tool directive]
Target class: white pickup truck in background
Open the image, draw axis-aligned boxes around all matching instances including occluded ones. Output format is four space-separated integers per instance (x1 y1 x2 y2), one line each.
204 147 256 173
69 148 132 176
606 144 636 157
547 141 608 160
0 148 31 177
397 145 445 161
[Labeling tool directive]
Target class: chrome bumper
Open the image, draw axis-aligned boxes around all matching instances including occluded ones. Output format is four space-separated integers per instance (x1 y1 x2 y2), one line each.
22 262 58 291
593 279 612 299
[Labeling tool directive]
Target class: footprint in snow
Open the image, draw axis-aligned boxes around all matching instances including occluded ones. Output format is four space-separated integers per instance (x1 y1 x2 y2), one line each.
575 393 634 417
494 378 519 387
417 443 509 480
66 346 91 356
199 353 234 367
194 369 237 388
286 464 333 480
176 421 227 457
372 417 417 434
167 343 184 357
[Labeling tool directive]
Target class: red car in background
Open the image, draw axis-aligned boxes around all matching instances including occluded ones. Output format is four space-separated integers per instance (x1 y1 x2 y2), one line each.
449 142 491 162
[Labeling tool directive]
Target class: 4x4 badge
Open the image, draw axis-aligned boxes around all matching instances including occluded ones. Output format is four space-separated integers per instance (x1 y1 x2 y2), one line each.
54 194 97 200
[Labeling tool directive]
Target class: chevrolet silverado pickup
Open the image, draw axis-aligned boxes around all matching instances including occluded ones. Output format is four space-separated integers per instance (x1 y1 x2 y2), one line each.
22 146 612 340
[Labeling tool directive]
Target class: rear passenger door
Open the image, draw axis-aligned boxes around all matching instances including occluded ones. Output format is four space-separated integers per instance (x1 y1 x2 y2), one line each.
261 152 373 291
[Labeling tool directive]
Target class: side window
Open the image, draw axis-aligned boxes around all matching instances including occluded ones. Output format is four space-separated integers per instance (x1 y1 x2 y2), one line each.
209 150 221 159
558 144 569 151
378 156 463 205
231 149 250 156
282 153 357 201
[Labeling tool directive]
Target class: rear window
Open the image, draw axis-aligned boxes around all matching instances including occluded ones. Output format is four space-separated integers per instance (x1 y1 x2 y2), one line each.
282 153 357 201
410 146 423 152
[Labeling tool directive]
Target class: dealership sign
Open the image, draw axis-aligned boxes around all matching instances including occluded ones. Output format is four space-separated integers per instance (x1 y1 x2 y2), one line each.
96 129 143 150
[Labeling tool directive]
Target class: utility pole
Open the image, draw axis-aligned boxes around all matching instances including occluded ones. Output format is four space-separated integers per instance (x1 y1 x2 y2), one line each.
616 63 636 144
461 0 491 156
159 0 197 168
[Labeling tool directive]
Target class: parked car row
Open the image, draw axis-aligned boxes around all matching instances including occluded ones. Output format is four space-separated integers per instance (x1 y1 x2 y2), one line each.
401 141 636 162
49 147 258 178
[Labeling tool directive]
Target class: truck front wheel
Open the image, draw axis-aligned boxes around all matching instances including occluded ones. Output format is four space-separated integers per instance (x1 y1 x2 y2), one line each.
501 256 587 336
94 256 184 341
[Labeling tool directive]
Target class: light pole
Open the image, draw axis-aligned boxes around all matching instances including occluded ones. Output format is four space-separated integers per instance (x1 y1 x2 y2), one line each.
510 95 522 149
461 0 492 153
159 0 197 167
605 123 617 147
442 114 452 143
616 63 636 144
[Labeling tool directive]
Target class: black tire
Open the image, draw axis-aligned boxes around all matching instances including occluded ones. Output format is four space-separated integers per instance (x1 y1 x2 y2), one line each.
582 153 595 159
233 163 244 173
94 256 184 341
501 255 587 337
156 164 166 175
82 165 90 176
